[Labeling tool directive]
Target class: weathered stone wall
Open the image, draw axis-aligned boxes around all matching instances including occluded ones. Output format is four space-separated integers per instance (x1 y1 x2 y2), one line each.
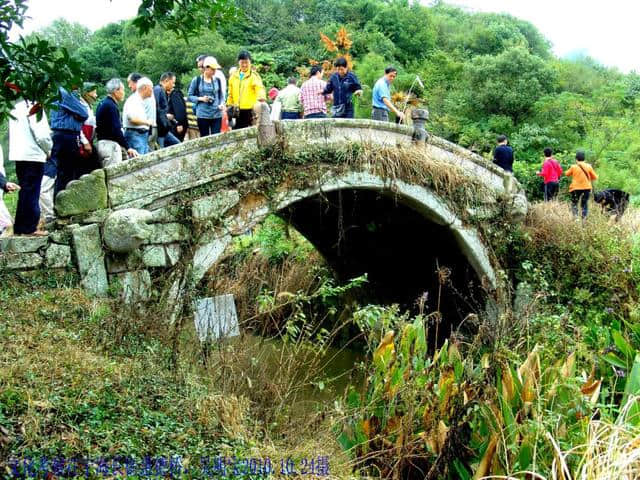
0 118 527 309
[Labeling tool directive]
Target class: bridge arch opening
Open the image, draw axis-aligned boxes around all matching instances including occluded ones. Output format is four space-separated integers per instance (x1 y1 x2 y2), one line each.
274 188 486 339
196 172 495 343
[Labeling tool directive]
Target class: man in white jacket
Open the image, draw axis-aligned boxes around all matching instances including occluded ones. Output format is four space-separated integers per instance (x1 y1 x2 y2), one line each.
9 101 53 236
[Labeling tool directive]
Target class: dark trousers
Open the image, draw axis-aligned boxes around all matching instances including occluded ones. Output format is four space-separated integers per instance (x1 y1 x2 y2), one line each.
544 182 559 201
235 109 254 130
14 161 44 234
281 111 301 120
571 189 591 219
197 117 222 137
53 131 81 197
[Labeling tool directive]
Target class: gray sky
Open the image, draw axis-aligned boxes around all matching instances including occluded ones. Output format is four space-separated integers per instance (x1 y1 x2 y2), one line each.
12 0 640 73
449 0 640 72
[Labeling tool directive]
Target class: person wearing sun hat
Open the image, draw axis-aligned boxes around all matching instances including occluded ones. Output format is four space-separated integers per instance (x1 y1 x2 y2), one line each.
188 55 225 136
77 81 100 175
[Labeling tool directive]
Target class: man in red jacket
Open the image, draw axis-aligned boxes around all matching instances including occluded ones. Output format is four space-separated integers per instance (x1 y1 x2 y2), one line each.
537 147 563 201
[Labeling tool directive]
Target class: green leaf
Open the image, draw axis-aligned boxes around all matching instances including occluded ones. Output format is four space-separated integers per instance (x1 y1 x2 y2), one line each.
612 329 634 361
346 388 361 409
451 458 472 480
517 441 533 471
500 396 517 443
620 354 640 426
603 352 628 369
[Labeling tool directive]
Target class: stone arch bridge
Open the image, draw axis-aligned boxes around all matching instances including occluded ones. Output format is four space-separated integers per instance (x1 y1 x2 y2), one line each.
1 118 526 319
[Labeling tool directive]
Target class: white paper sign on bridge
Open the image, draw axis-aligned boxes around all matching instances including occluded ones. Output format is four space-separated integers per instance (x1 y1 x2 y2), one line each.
194 295 240 342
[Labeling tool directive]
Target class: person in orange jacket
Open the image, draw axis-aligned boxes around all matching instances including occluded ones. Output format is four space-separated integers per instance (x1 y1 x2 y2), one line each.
565 150 597 219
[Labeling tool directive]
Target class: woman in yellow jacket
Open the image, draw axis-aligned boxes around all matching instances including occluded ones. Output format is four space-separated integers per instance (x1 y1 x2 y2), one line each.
227 50 266 129
565 150 598 219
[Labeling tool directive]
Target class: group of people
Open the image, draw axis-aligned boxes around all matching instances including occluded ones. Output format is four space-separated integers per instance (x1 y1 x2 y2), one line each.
492 136 629 220
269 61 405 121
5 47 627 238
0 50 410 237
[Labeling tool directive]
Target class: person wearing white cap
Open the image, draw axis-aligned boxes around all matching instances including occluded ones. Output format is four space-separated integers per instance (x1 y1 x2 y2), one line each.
188 56 225 136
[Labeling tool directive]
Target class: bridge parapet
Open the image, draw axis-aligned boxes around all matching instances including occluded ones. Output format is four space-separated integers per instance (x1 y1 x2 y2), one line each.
2 118 527 309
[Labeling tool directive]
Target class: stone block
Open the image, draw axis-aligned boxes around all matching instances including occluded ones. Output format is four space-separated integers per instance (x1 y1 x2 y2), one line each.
192 190 240 223
56 169 108 218
45 244 72 268
149 205 182 223
0 236 48 253
113 270 152 304
192 235 232 284
103 209 153 253
0 252 43 270
50 229 72 245
72 224 108 297
105 250 143 274
143 223 190 244
142 244 181 267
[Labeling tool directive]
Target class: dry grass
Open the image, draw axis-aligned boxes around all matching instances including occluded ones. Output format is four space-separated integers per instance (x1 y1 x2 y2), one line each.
207 248 326 333
525 200 637 247
566 397 640 480
346 142 492 210
515 397 640 480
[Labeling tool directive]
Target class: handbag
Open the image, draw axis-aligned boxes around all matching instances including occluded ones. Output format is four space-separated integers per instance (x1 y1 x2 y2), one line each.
78 124 94 158
227 105 240 119
331 103 346 117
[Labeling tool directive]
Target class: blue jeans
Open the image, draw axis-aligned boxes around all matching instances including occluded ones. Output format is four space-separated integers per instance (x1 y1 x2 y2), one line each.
304 112 326 119
158 131 181 147
125 129 150 155
281 111 301 120
14 161 44 234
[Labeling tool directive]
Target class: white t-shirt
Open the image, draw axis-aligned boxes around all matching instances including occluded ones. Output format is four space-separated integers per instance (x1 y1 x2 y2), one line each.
123 93 149 130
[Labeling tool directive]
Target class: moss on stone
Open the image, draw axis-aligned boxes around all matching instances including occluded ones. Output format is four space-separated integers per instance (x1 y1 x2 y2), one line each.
56 170 108 218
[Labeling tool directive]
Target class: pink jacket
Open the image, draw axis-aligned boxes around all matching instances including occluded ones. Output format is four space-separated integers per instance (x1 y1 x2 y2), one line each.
537 157 563 183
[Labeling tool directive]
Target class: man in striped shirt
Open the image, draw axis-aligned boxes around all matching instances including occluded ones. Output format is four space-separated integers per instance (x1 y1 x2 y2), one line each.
300 66 329 119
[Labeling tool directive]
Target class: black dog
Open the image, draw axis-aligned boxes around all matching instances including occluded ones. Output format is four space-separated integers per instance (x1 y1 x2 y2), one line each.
594 189 629 221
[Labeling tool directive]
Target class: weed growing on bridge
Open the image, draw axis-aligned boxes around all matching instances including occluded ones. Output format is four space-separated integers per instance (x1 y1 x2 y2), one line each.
229 140 493 223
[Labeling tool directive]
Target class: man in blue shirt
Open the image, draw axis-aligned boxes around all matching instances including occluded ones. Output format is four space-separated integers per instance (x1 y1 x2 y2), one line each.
96 78 139 167
371 67 405 123
323 57 363 119
50 86 89 197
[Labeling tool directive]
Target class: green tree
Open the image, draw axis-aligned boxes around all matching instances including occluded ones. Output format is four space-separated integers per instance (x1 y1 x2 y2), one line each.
1 0 238 117
34 18 91 56
370 0 435 64
461 46 555 123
